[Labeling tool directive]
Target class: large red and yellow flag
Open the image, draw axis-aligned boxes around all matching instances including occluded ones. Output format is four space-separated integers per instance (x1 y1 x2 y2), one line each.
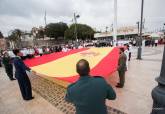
24 47 119 87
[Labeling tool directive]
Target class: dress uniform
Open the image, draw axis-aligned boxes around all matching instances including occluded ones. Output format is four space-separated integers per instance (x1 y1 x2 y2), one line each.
2 53 15 80
13 56 33 100
0 55 2 67
117 51 127 88
66 76 116 114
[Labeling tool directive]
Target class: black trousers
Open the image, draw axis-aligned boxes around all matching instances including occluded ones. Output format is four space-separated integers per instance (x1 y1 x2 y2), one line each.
0 61 2 67
5 65 14 80
17 75 32 100
129 52 131 61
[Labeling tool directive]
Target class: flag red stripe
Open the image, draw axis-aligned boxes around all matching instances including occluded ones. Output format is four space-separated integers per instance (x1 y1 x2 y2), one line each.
24 48 89 67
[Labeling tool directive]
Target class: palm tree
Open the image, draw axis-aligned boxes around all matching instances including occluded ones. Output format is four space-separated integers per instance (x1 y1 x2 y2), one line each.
0 31 4 38
8 29 22 48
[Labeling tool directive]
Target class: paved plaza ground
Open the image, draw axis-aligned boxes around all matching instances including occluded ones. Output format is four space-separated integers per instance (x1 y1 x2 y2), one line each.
0 45 164 114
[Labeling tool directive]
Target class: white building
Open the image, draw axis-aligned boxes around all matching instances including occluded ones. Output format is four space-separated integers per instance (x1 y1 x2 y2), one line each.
94 26 142 40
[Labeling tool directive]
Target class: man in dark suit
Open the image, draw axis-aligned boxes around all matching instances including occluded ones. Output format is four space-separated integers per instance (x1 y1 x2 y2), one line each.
13 49 34 101
65 59 116 114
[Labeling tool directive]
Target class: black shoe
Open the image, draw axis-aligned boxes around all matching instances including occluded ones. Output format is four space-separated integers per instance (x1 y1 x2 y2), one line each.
10 78 16 81
116 85 123 88
25 97 34 101
117 83 120 85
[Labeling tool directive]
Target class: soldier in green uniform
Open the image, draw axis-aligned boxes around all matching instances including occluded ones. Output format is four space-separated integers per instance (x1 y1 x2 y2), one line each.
116 48 127 88
65 59 116 114
2 51 16 81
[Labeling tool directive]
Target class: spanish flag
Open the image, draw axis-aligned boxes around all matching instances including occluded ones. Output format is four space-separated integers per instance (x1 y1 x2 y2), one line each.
24 47 119 87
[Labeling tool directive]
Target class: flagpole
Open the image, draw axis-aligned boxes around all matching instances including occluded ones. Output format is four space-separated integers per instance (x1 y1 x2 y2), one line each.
113 0 117 46
44 10 47 27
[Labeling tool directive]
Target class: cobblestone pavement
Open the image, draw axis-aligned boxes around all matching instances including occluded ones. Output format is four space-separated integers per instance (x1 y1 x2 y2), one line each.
29 73 126 114
132 46 162 58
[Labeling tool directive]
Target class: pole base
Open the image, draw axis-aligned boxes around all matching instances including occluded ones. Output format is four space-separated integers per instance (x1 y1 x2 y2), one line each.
137 47 142 60
151 86 165 114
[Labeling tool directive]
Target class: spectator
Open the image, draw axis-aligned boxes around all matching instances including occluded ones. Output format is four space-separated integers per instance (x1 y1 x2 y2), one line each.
124 44 129 70
155 39 158 47
65 59 116 114
62 46 68 52
133 39 136 46
128 43 132 61
0 54 2 67
152 39 155 47
38 47 43 56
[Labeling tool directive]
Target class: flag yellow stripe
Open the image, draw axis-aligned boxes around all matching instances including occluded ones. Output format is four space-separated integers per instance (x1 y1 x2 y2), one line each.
31 47 113 77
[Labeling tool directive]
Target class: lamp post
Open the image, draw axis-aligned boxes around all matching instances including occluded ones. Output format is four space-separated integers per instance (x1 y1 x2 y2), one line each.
106 26 108 33
74 13 80 41
73 13 80 48
151 44 165 114
136 21 140 35
137 0 144 60
151 24 165 114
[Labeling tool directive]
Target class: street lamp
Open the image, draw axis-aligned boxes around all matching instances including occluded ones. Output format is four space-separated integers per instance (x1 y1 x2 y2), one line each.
106 26 108 32
136 21 140 35
74 13 80 41
137 0 144 60
163 23 165 31
151 45 165 114
73 13 80 48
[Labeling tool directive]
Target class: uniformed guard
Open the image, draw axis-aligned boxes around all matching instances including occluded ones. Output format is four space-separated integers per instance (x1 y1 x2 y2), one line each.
2 51 16 81
116 48 127 88
13 49 34 101
0 54 2 67
65 59 116 114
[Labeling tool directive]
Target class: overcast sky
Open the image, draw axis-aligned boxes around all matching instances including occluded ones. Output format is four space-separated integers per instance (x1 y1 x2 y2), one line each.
0 0 165 36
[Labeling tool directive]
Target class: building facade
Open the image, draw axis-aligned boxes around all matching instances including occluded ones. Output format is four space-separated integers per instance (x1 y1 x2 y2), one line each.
94 26 140 40
0 38 7 50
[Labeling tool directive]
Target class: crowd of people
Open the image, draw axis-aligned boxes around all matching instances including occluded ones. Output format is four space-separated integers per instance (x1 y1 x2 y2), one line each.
0 41 113 61
145 39 159 47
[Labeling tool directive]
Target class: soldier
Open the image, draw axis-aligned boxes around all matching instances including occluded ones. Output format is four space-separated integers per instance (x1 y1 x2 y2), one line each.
0 54 2 67
116 48 127 88
2 51 16 81
65 59 116 114
13 49 35 101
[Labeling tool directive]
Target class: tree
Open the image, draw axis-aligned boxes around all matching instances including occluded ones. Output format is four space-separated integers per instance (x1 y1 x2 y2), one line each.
8 29 22 48
64 24 95 41
45 22 68 39
0 31 4 38
36 29 45 39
